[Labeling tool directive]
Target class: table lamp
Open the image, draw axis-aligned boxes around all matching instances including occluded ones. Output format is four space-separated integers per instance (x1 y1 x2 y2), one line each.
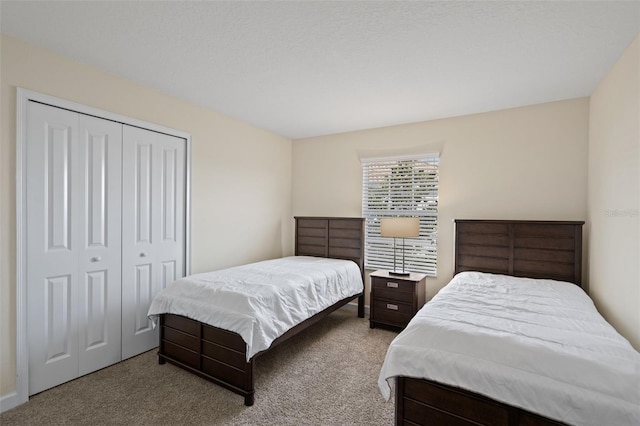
380 217 420 276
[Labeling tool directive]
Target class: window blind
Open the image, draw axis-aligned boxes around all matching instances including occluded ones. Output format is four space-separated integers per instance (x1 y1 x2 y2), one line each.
361 155 439 276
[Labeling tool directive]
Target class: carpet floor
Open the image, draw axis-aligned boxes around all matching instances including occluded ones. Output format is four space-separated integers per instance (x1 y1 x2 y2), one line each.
1 308 397 425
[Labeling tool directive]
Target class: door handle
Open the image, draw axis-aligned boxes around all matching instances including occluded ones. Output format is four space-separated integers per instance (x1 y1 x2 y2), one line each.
139 252 148 257
90 257 102 262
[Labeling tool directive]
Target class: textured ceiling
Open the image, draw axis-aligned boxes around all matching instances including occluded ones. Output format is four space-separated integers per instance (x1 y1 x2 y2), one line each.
1 1 639 139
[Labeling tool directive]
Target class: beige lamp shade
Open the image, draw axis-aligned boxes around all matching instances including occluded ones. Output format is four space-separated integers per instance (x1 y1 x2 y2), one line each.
380 217 420 238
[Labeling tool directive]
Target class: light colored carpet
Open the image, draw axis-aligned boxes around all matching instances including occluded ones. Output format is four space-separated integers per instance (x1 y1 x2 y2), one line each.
1 308 397 425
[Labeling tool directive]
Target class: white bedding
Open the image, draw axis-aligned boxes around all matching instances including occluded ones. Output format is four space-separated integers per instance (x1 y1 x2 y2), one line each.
378 271 640 426
148 256 363 360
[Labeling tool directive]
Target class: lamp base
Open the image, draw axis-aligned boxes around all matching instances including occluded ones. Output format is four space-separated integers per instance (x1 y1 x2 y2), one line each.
389 270 410 277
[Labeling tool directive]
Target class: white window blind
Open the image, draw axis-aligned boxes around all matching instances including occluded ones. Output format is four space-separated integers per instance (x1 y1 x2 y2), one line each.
361 154 439 276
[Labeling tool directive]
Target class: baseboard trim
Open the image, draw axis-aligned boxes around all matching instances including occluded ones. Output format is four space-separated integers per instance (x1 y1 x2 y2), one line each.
0 391 19 413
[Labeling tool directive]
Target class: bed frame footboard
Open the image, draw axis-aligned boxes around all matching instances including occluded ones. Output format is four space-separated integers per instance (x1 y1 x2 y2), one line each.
159 314 256 405
158 293 362 406
396 377 567 426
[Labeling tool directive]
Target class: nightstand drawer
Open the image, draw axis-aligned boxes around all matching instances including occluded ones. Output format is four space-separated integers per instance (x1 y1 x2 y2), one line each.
371 278 414 303
372 299 413 325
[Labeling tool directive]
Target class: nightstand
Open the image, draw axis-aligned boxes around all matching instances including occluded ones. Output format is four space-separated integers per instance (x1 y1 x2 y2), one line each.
369 270 426 330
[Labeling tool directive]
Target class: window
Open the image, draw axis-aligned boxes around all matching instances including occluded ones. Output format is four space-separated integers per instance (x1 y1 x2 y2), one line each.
361 154 439 276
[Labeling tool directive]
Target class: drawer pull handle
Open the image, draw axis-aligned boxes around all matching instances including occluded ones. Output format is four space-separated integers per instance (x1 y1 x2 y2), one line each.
386 282 398 288
386 303 399 311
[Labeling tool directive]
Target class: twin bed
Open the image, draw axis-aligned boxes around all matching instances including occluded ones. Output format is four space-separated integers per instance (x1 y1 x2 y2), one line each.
148 217 639 425
381 220 640 426
148 217 365 406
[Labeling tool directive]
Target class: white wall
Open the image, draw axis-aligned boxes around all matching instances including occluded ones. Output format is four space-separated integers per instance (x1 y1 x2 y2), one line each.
0 35 293 400
293 99 590 304
588 34 639 350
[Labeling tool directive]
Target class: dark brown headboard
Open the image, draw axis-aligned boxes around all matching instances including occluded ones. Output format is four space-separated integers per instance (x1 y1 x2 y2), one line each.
294 217 365 275
455 220 584 286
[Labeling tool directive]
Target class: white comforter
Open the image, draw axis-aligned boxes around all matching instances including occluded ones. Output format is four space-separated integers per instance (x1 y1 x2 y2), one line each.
148 256 363 360
378 271 640 426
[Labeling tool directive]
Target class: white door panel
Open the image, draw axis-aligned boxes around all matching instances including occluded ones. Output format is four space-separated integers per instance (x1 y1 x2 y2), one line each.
83 270 109 348
77 115 122 376
121 125 185 359
161 261 177 290
122 126 156 359
27 104 124 393
43 274 73 362
27 102 80 394
158 142 185 291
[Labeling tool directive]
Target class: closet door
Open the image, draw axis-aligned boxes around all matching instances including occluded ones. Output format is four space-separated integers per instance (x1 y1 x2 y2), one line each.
121 125 186 359
77 115 123 375
26 103 123 394
27 103 80 395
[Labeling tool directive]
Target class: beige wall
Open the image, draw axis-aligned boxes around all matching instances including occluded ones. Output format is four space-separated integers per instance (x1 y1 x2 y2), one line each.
293 99 590 303
588 35 640 350
0 35 293 398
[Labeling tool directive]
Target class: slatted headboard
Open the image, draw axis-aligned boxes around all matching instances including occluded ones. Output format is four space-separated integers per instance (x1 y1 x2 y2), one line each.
294 217 365 274
455 220 585 286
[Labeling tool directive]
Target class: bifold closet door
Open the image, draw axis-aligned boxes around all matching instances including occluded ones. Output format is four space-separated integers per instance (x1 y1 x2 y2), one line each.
121 125 186 359
77 114 123 376
27 102 123 395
